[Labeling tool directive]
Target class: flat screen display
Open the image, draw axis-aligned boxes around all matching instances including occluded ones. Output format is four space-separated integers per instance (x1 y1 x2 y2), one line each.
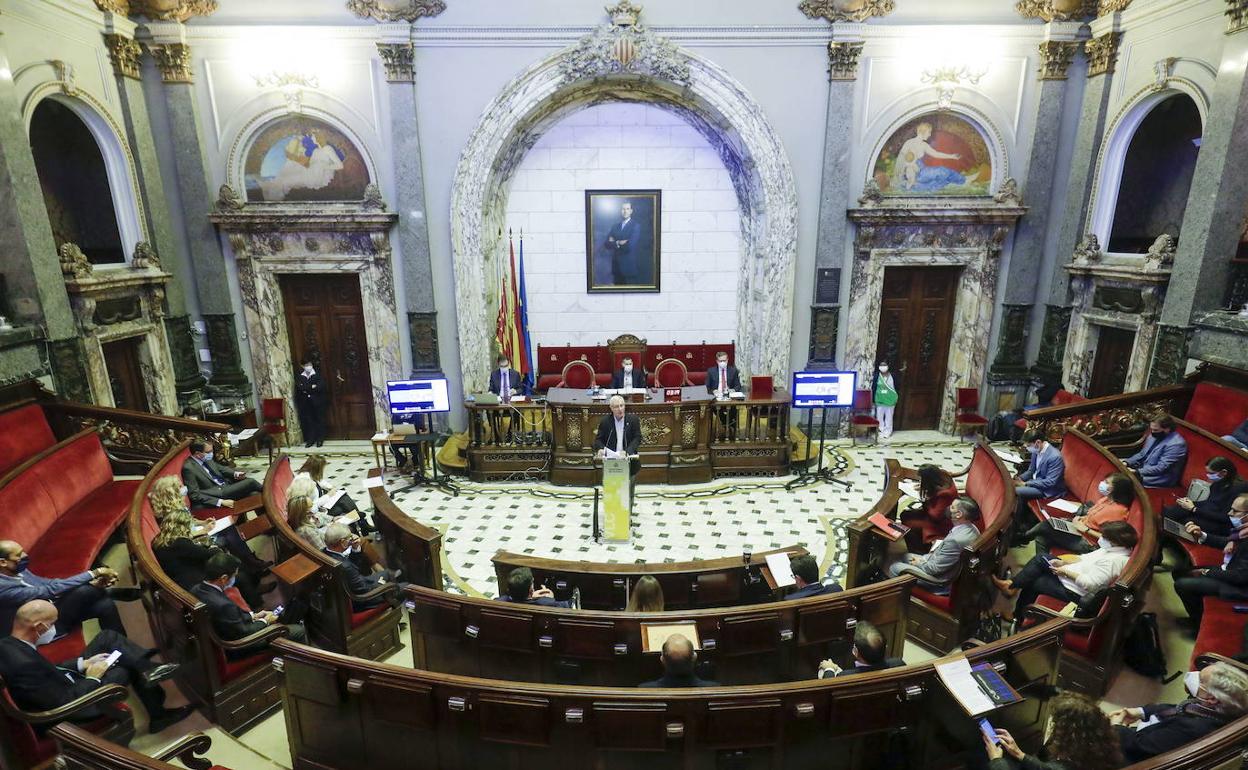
387 378 451 415
791 370 856 409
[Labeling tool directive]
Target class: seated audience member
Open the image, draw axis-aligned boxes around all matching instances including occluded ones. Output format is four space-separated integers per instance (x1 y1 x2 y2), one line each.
152 506 268 611
899 464 959 544
817 620 900 678
1011 429 1067 543
191 553 306 657
182 440 262 509
296 454 374 536
495 566 570 608
289 491 389 577
1163 457 1248 539
148 475 269 580
887 496 982 594
1023 472 1134 557
626 575 664 612
322 523 393 611
1172 499 1248 629
0 599 191 734
0 540 138 638
611 356 647 389
992 520 1137 622
983 692 1122 770
488 353 522 399
639 633 719 688
787 553 842 598
1124 413 1189 488
1223 417 1248 451
1111 662 1248 763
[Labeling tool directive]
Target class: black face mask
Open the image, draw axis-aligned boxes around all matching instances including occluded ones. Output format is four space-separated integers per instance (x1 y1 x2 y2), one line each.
1151 430 1167 439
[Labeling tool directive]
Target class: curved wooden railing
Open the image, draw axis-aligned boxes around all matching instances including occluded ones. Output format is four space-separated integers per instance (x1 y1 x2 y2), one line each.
367 467 444 590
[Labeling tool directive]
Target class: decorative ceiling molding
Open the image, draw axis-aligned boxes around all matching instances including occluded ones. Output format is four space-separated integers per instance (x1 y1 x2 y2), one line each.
799 0 895 24
826 41 864 81
1015 0 1095 22
128 0 217 22
560 3 691 86
346 0 446 23
1037 40 1079 80
103 33 142 80
377 42 415 82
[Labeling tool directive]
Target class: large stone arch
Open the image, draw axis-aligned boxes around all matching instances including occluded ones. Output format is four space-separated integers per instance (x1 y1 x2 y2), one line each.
450 18 797 393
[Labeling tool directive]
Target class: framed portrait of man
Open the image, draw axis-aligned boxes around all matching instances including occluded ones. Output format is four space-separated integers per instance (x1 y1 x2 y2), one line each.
585 189 661 292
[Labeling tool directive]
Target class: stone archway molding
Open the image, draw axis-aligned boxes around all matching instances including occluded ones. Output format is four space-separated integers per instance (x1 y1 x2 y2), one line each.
449 11 798 393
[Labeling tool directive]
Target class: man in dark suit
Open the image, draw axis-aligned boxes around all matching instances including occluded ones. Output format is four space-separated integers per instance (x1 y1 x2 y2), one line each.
705 351 742 397
817 621 902 678
182 441 262 511
0 599 190 733
494 567 570 608
593 395 641 479
488 354 523 401
1111 662 1248 763
785 554 843 599
604 201 641 285
294 357 328 447
191 554 305 659
639 634 719 688
610 356 647 389
323 524 393 611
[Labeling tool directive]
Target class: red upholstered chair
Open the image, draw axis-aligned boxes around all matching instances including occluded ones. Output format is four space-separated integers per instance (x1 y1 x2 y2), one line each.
653 358 690 387
0 674 133 769
954 387 988 440
558 360 596 389
260 398 287 462
849 389 879 446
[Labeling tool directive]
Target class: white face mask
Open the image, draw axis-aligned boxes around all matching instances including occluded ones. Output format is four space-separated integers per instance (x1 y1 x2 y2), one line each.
179 485 188 497
879 365 888 373
499 365 509 372
1098 480 1111 496
623 364 632 372
1185 671 1202 699
1097 536 1111 550
35 624 56 646
303 366 313 375
202 451 214 462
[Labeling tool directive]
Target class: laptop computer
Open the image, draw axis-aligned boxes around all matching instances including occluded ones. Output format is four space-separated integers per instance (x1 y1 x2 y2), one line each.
1163 517 1198 542
474 392 500 406
392 422 417 435
1045 516 1081 535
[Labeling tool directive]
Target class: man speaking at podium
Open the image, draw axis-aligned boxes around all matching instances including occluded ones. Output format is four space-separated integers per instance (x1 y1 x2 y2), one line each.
594 396 641 480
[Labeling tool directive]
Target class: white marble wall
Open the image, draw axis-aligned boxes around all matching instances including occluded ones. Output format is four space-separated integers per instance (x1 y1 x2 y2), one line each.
504 103 741 350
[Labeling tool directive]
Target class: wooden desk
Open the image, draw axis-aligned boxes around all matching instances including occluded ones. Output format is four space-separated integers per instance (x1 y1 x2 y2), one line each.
369 431 433 475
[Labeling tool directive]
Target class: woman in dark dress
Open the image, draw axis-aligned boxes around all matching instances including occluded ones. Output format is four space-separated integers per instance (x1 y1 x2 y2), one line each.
1163 457 1248 539
151 507 266 610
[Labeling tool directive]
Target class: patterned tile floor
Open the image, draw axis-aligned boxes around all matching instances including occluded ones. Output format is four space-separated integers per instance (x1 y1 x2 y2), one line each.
258 431 976 599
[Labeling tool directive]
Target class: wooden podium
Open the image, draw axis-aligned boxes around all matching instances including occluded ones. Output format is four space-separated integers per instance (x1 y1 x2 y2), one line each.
601 456 632 543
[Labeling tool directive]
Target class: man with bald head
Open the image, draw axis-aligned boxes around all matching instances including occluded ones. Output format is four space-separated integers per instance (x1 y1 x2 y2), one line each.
0 539 140 639
0 600 191 733
639 633 720 688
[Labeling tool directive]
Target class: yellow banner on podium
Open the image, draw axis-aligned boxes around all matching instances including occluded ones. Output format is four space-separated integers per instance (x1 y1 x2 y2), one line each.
602 456 631 543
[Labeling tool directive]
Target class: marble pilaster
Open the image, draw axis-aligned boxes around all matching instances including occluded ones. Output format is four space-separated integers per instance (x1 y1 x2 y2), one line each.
1147 324 1192 388
407 311 441 373
47 338 91 404
1032 304 1072 380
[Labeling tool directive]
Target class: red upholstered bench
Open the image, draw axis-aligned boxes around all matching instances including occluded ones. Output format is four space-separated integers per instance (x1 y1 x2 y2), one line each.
1192 597 1247 668
0 403 56 479
1024 430 1120 546
1186 382 1248 439
1151 420 1248 567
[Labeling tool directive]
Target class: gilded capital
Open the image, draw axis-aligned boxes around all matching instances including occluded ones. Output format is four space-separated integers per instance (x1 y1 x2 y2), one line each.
128 0 217 22
826 41 864 81
150 43 193 83
377 42 415 83
103 33 142 80
1097 0 1132 13
1014 0 1095 21
1084 32 1120 77
1229 0 1248 35
1037 40 1079 80
347 0 445 22
92 0 131 13
799 0 895 23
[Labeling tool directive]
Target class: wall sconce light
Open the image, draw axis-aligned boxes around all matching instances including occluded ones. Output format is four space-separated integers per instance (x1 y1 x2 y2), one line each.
920 64 987 110
253 71 319 113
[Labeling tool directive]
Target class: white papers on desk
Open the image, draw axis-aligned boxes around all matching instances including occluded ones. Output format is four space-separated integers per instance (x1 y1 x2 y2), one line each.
511 395 528 402
729 390 746 399
993 448 1025 465
935 657 995 716
619 387 646 395
764 553 796 588
603 449 624 460
371 432 388 441
201 516 236 537
318 489 347 511
227 428 259 442
361 476 385 489
898 480 922 500
1046 498 1081 514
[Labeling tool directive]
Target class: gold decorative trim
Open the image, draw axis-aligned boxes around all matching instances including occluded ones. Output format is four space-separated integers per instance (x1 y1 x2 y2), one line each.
347 0 445 22
377 42 414 83
1229 0 1248 34
150 43 193 83
1015 0 1095 21
826 41 864 82
103 33 142 80
799 0 895 23
1085 32 1121 78
1037 40 1079 80
129 0 217 22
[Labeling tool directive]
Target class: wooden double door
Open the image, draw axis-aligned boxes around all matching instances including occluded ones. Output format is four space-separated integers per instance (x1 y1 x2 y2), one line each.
874 266 959 430
280 274 374 440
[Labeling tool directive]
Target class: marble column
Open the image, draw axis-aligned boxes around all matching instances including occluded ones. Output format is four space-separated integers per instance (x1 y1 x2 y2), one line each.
104 23 204 404
1150 5 1248 383
144 24 249 398
378 41 440 375
1034 25 1121 377
808 40 863 368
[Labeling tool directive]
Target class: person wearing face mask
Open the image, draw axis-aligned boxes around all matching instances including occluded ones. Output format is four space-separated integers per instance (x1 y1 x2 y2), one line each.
1110 661 1248 763
294 356 329 447
611 356 647 389
886 496 982 594
151 504 271 612
982 692 1122 770
991 520 1137 623
1171 494 1248 631
1124 413 1189 488
192 553 306 659
1022 473 1134 557
1162 457 1248 539
488 353 522 401
149 473 270 581
1010 429 1068 544
0 539 139 639
322 523 395 611
182 440 263 512
871 361 899 440
705 351 741 396
0 600 191 734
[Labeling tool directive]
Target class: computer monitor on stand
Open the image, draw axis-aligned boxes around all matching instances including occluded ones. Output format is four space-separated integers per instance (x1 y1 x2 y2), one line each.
386 378 459 496
786 371 855 490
